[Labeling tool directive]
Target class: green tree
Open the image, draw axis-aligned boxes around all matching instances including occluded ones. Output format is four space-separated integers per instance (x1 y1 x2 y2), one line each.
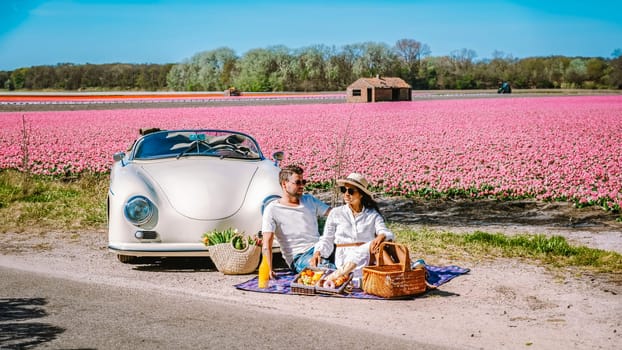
584 58 608 88
10 68 28 90
394 38 429 88
233 47 293 92
167 63 197 91
479 51 516 89
352 42 399 78
0 71 8 88
514 58 550 88
167 47 238 91
293 45 328 91
24 65 58 89
81 64 103 89
564 59 588 88
266 46 296 91
56 63 83 90
325 46 356 90
609 55 622 88
423 56 455 89
2 69 14 90
136 64 171 91
543 56 569 88
194 47 238 90
449 49 478 89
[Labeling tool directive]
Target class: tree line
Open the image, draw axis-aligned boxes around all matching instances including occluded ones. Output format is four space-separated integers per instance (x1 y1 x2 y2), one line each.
2 63 173 91
3 39 621 92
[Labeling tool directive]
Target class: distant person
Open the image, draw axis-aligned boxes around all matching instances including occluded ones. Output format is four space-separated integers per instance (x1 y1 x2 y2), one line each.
261 165 333 278
498 81 511 94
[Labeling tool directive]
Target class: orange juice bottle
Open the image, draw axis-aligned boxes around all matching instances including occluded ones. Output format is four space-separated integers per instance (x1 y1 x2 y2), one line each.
258 254 270 288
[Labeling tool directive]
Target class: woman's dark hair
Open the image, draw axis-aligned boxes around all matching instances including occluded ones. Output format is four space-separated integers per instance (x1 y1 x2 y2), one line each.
360 191 384 219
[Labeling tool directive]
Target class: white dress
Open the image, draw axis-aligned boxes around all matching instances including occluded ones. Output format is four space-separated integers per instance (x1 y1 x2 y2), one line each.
314 204 394 279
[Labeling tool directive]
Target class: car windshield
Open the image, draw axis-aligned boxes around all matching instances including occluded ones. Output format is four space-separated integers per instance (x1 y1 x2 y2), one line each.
132 130 263 160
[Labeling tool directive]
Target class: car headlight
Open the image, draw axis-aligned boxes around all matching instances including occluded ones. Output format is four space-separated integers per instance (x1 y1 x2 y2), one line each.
124 196 154 225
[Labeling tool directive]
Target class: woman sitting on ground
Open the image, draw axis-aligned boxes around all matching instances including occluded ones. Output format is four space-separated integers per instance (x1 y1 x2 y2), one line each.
310 173 394 287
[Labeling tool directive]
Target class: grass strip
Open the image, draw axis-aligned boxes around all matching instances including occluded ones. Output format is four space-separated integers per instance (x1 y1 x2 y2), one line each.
0 169 108 232
394 226 622 274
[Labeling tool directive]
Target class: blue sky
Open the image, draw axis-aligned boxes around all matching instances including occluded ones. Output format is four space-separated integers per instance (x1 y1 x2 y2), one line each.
1 0 621 71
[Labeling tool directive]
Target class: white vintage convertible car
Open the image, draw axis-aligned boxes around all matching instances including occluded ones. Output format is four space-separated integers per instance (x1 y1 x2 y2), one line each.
107 129 283 263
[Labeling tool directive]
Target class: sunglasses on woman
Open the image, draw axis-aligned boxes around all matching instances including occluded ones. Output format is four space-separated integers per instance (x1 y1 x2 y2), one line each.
339 186 357 195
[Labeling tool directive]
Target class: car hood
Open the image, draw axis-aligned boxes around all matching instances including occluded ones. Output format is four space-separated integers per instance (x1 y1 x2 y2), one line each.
141 159 258 220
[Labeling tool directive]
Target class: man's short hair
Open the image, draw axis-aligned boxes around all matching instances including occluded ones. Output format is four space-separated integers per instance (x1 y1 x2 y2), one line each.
279 165 303 184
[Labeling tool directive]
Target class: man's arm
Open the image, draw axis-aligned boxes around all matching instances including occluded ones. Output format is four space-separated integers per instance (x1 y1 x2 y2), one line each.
261 231 276 279
307 194 331 217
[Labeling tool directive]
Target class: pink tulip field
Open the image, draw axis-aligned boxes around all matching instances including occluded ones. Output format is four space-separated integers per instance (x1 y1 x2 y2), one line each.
1 95 621 210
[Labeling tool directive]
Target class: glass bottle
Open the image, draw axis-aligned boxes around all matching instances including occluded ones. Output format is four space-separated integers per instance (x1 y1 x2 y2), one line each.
258 254 270 288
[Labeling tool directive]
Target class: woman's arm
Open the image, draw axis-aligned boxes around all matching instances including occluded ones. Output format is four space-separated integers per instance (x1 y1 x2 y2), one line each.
368 211 393 253
312 209 337 264
374 212 394 241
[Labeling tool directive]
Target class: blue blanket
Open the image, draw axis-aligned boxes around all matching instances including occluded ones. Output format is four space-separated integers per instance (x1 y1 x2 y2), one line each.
234 265 470 299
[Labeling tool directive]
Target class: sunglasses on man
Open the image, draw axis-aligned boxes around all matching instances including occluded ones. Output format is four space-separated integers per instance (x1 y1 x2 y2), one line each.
339 186 357 195
290 179 307 186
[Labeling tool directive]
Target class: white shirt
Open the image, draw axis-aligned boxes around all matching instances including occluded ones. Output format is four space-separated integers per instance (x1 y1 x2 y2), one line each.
314 204 394 278
261 194 330 266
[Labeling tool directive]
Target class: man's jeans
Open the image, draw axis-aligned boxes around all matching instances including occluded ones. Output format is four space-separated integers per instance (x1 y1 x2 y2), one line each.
291 246 335 273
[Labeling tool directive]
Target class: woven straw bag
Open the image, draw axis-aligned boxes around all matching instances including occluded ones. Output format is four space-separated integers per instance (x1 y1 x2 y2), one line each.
209 235 261 275
362 242 426 298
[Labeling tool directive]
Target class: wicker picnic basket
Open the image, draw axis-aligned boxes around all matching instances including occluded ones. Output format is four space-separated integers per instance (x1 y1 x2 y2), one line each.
208 236 261 275
362 242 427 298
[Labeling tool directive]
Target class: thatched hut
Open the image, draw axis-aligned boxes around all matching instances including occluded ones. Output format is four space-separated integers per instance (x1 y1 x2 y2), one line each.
346 76 412 103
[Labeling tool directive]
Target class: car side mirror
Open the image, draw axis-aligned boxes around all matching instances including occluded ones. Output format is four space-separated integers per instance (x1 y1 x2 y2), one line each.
113 152 125 163
272 151 284 166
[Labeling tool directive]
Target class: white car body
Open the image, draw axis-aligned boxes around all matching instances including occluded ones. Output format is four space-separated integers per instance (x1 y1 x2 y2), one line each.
107 129 282 263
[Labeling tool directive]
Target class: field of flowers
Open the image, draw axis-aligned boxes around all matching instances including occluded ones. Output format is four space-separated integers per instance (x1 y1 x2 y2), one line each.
1 95 621 210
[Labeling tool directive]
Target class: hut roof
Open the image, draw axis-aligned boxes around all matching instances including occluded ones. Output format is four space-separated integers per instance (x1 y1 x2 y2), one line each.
348 77 411 89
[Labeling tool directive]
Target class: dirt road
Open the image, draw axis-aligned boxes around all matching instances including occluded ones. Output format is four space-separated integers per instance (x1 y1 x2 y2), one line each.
0 224 620 350
1 266 427 350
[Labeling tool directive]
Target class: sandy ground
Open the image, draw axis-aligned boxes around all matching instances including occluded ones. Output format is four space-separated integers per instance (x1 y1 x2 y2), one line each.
0 221 620 350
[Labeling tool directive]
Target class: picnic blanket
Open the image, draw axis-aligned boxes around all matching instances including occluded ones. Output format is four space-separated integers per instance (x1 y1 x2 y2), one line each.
234 265 470 299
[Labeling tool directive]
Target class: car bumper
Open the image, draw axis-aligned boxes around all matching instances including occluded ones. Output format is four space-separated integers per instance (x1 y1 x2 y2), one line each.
108 242 280 257
109 242 210 257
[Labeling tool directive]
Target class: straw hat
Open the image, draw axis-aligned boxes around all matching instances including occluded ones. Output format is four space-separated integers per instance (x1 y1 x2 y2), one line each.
336 173 373 197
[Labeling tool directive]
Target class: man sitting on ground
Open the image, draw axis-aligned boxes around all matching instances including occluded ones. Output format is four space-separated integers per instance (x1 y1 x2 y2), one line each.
261 165 333 278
